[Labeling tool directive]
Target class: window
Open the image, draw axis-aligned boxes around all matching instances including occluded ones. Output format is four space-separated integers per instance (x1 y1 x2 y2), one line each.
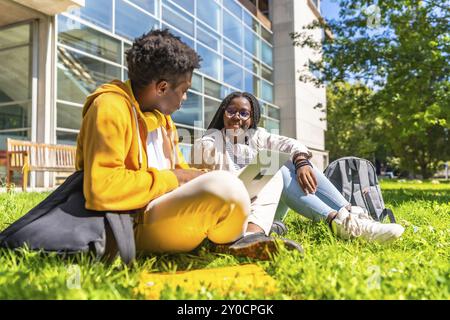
197 44 220 80
57 103 82 130
223 0 242 18
128 0 156 14
267 105 280 120
261 80 273 102
244 72 260 96
204 79 222 99
171 91 202 127
243 11 259 33
196 0 220 31
223 40 242 64
115 0 158 40
261 65 273 82
162 24 194 48
204 97 221 128
191 72 202 92
0 102 31 130
56 131 78 145
57 47 121 104
197 22 220 51
223 59 243 90
162 1 194 37
244 27 259 58
58 15 121 63
223 10 242 46
0 22 32 148
68 0 113 31
261 26 273 43
261 41 273 67
170 0 194 14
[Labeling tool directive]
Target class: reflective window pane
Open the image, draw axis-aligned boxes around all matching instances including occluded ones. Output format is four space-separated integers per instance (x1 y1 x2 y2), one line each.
261 41 273 67
162 1 194 37
116 0 159 40
58 15 121 63
223 40 242 64
261 26 273 43
171 91 202 127
57 103 82 130
0 23 30 50
261 80 273 102
223 10 242 46
243 11 259 33
244 27 259 57
57 47 121 104
265 118 280 131
197 0 220 31
267 105 280 120
244 55 259 75
204 79 222 99
0 102 31 130
191 73 202 92
223 0 242 18
0 44 30 103
162 24 194 48
56 131 78 145
223 59 243 90
170 0 194 14
68 0 113 31
128 0 156 14
244 72 260 96
261 65 273 82
204 97 220 129
197 44 220 80
197 22 220 51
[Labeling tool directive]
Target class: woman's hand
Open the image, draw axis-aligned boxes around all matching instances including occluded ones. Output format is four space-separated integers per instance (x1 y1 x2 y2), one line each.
296 165 317 195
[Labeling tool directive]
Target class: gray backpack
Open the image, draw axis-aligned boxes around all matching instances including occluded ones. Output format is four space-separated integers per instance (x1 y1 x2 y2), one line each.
324 157 396 223
0 171 136 264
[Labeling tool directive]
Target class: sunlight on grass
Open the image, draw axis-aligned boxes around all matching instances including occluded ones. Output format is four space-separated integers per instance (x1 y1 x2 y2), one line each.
0 181 449 299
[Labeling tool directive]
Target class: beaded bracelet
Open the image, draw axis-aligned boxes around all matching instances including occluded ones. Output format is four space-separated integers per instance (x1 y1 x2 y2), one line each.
294 159 312 174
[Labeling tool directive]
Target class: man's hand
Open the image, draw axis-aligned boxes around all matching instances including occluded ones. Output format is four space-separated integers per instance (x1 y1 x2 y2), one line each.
296 165 317 195
171 169 205 186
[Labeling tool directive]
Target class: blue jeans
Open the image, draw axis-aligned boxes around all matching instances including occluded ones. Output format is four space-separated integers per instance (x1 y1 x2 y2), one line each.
274 162 350 222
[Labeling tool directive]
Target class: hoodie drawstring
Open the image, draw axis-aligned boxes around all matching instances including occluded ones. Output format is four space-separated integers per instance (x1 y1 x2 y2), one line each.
131 106 143 169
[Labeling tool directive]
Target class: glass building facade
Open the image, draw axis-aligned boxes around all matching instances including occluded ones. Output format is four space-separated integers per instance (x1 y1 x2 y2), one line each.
55 0 281 160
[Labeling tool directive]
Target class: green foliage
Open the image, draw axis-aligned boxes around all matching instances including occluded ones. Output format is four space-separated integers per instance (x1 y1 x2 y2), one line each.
292 0 450 177
0 183 449 299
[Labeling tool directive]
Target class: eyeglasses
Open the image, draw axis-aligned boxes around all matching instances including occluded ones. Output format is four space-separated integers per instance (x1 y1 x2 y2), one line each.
224 108 251 121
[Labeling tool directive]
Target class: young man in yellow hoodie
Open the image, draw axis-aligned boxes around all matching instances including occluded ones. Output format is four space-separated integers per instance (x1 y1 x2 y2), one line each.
76 29 251 255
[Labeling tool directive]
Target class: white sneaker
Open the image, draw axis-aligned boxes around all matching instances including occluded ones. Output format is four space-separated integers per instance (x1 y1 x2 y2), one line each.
349 206 373 220
331 208 404 243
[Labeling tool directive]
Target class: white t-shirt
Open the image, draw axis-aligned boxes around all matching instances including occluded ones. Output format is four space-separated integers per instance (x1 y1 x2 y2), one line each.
146 128 171 170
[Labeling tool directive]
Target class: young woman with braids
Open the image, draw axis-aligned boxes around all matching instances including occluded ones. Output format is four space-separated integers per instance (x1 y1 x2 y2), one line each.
192 92 404 253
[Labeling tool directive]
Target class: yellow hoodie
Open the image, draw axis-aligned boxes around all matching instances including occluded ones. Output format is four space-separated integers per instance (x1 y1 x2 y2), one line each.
76 79 190 211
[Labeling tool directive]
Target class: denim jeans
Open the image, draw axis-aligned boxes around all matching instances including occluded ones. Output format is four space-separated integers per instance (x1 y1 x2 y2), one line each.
274 161 350 222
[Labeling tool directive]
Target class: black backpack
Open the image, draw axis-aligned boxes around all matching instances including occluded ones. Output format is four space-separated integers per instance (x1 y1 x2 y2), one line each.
324 157 396 223
0 171 136 264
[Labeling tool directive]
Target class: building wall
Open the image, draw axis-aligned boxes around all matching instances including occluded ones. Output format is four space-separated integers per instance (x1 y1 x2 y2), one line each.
272 0 328 170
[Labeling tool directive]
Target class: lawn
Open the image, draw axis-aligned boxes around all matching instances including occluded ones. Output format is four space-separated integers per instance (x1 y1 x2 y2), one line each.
0 180 448 299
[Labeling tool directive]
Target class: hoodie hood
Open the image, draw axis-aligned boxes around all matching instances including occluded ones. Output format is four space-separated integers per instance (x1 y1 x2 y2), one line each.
82 79 174 133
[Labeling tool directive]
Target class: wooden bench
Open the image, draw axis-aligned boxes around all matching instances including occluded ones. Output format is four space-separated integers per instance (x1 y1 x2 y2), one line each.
6 138 77 191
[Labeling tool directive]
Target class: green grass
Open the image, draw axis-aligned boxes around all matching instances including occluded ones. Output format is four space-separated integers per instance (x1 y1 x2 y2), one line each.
0 180 449 299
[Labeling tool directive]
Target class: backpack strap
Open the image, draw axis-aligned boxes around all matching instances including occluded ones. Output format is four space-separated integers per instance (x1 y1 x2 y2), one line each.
105 213 136 265
381 208 397 223
338 160 352 202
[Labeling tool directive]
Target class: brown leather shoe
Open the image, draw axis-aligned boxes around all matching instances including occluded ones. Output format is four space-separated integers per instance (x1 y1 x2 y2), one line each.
212 232 303 260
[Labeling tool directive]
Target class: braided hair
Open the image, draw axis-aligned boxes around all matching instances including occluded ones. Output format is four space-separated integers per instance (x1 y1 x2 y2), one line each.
207 92 261 130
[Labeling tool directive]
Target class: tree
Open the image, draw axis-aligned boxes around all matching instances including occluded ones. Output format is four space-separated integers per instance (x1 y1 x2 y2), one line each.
292 0 450 178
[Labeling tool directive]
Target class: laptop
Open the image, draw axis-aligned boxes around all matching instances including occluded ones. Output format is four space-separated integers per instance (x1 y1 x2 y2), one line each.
237 149 290 199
